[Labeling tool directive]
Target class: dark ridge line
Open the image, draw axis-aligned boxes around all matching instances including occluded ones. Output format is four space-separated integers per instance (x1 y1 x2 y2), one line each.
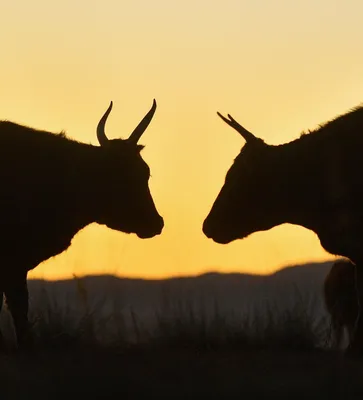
28 259 337 284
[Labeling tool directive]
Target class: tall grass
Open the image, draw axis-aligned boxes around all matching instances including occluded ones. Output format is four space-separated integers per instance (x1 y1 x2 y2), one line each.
152 286 329 352
0 276 332 354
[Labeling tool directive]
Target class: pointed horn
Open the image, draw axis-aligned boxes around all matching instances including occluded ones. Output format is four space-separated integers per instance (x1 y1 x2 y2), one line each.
217 112 257 142
97 101 113 146
128 99 157 144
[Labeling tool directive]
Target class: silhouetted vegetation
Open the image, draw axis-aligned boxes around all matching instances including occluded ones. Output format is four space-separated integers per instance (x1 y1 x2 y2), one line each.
1 276 363 399
0 276 328 352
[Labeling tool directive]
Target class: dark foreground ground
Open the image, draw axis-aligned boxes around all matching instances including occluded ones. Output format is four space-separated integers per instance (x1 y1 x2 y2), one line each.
1 270 362 400
1 345 363 400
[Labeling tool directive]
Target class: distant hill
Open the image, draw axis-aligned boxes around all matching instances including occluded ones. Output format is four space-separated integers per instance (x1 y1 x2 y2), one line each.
24 260 337 333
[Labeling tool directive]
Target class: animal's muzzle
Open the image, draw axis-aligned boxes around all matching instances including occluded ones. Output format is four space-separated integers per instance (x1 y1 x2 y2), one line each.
202 217 223 241
137 215 164 239
202 216 234 244
202 218 213 239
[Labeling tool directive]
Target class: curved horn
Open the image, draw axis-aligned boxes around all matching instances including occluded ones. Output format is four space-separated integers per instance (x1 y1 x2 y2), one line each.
217 112 257 142
97 101 113 146
128 99 157 144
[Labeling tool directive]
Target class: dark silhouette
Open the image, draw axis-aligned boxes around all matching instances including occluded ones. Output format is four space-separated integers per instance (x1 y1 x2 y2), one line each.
0 99 164 348
203 105 363 265
324 259 363 357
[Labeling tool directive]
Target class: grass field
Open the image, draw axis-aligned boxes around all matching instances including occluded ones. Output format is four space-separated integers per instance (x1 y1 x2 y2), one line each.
0 277 362 400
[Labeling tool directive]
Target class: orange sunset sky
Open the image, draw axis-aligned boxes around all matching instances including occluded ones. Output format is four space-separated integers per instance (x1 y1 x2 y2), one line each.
1 0 363 280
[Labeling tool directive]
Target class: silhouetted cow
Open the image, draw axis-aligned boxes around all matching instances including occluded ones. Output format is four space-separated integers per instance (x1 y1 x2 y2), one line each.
324 259 363 357
203 105 363 265
0 100 164 348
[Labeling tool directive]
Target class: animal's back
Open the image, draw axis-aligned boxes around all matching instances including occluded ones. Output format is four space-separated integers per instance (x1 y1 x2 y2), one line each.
0 121 78 207
0 120 78 161
0 121 93 272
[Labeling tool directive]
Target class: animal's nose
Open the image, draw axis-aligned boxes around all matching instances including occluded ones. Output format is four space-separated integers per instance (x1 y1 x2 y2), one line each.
202 218 212 238
156 215 164 234
137 215 164 239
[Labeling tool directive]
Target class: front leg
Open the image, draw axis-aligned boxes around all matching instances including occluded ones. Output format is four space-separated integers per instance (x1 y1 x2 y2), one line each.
0 291 4 349
4 272 32 350
345 321 363 358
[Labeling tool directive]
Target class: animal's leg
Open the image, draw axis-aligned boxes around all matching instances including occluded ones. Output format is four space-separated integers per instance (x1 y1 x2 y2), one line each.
345 317 363 358
4 272 32 350
0 291 4 349
345 262 363 357
331 316 344 349
345 324 356 356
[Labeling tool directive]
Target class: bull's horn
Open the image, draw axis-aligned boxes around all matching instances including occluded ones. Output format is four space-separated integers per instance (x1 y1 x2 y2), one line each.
217 112 257 142
97 101 113 146
128 99 157 144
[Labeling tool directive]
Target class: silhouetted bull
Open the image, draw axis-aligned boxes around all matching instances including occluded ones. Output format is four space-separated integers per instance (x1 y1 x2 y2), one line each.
203 105 363 265
324 259 363 357
0 100 164 348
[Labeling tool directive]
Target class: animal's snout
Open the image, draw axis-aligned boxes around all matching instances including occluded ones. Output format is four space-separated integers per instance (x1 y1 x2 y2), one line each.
137 214 164 238
154 215 164 234
203 215 236 244
202 218 213 238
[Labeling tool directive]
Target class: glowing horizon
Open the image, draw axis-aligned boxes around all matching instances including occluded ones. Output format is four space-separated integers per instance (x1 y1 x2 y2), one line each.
2 0 363 281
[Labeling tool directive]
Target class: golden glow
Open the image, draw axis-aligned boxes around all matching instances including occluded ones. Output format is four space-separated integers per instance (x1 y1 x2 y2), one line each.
2 0 363 280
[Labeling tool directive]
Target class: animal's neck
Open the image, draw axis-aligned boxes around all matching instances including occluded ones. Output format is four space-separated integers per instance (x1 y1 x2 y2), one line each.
61 144 103 230
274 141 323 233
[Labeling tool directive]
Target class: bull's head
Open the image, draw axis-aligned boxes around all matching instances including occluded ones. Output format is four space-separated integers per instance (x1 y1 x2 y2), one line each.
95 100 163 239
203 112 286 244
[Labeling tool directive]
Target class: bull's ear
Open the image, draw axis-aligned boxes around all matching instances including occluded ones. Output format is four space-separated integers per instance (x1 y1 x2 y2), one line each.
97 101 113 146
128 99 157 144
217 112 258 142
137 145 145 152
